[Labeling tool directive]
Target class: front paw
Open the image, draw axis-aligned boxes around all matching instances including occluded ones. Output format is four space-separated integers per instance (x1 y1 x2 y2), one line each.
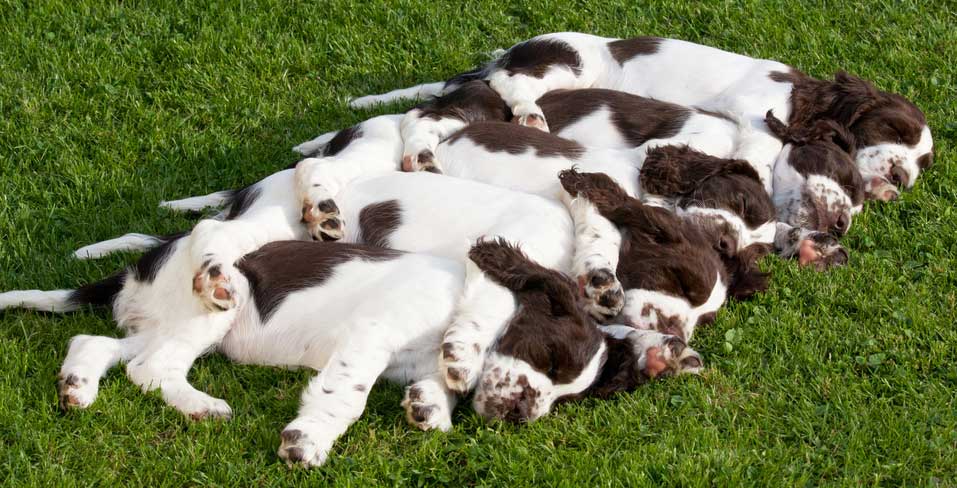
401 148 441 173
278 419 332 468
57 372 98 410
174 392 233 421
797 232 849 270
439 341 481 394
401 383 452 432
579 268 624 322
301 198 345 242
192 259 239 311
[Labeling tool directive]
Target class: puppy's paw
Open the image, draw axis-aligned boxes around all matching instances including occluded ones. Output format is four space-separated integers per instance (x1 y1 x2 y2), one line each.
439 341 482 394
57 372 98 410
301 198 345 242
278 419 332 468
401 383 452 432
192 260 239 311
174 392 232 421
579 268 624 322
632 331 703 380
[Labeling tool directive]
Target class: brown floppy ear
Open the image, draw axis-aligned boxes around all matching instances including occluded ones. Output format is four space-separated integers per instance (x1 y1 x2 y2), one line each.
829 71 881 126
764 110 794 142
640 145 759 197
559 168 631 214
469 238 580 317
811 119 857 154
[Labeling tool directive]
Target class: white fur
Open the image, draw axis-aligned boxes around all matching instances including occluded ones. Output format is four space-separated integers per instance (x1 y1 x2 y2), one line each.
161 190 234 212
349 81 446 109
73 233 168 260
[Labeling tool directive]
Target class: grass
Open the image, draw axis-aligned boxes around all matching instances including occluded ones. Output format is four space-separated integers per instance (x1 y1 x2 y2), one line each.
1 0 955 485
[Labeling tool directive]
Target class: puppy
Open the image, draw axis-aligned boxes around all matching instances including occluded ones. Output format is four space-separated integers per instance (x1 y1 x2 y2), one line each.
350 33 932 200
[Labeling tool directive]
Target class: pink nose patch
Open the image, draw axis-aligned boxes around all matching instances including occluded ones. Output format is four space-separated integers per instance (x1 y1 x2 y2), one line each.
644 347 668 378
797 239 820 266
401 154 415 172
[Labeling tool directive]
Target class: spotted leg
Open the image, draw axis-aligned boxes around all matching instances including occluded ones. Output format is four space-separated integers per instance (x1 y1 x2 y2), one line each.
57 335 145 410
562 191 625 322
278 326 391 468
439 260 517 394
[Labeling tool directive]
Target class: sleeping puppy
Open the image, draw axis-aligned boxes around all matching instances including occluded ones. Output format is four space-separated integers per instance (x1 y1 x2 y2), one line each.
558 169 770 342
389 81 854 252
421 119 842 267
0 236 700 467
349 33 932 200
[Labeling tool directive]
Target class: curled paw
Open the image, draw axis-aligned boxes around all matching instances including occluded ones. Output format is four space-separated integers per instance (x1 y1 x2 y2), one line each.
57 372 97 410
301 199 345 242
277 420 330 468
192 260 238 311
401 384 452 432
579 268 625 322
439 341 481 394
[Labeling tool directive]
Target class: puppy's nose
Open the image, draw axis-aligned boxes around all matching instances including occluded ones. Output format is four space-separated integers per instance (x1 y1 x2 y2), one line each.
889 166 909 188
830 214 850 236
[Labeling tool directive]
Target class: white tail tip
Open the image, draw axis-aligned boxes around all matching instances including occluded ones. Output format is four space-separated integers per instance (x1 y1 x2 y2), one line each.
160 190 233 212
0 290 78 312
292 129 339 155
73 233 164 260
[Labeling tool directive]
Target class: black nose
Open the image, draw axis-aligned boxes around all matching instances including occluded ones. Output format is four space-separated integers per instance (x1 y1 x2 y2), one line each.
889 166 909 188
830 214 849 236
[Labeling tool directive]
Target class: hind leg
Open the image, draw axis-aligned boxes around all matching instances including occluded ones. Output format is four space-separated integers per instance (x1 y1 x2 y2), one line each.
399 110 468 173
58 335 145 410
125 312 237 420
439 261 517 394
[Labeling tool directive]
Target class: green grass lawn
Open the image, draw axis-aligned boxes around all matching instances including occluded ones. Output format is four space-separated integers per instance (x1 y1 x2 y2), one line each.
1 0 955 485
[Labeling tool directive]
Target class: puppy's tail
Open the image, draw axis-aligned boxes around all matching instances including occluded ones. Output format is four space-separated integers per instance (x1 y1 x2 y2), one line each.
0 273 125 313
160 190 235 213
348 48 505 109
73 233 178 260
348 82 448 110
292 129 340 157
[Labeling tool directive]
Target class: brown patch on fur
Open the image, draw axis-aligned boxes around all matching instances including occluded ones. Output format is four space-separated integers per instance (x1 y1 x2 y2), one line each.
447 121 584 159
469 239 604 385
607 36 662 65
414 80 511 123
499 39 582 78
538 89 690 147
236 241 401 321
358 200 402 248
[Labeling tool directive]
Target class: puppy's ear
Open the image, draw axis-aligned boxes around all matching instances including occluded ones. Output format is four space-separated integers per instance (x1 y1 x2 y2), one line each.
559 168 631 214
830 71 881 126
469 238 580 317
810 119 857 154
640 145 759 197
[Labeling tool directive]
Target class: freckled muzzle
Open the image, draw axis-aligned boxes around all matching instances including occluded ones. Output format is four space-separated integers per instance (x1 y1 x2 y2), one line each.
472 365 547 423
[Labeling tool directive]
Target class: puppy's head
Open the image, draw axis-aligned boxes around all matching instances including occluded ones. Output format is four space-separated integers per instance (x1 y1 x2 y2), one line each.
825 72 933 200
586 325 703 399
561 170 769 342
767 112 864 236
468 239 607 423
